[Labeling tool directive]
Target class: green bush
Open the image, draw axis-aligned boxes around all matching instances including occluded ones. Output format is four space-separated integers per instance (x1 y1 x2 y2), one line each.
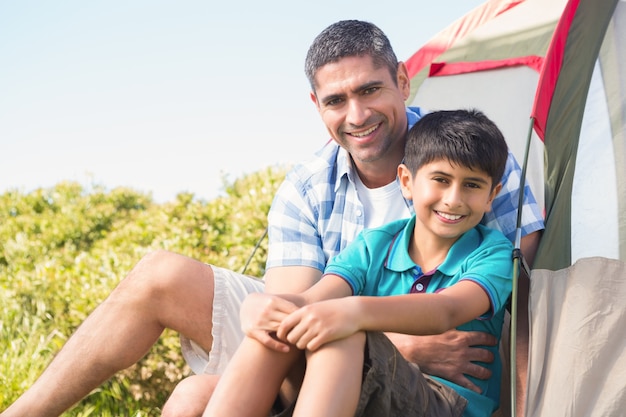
0 166 287 416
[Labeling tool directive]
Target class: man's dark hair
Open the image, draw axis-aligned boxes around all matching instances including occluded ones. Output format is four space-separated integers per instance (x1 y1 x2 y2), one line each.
403 109 509 188
304 20 398 92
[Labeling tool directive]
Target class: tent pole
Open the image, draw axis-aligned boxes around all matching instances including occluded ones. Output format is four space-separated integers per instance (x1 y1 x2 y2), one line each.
510 116 536 417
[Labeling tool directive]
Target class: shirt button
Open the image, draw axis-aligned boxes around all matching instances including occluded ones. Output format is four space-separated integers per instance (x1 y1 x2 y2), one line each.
415 283 424 292
355 209 362 217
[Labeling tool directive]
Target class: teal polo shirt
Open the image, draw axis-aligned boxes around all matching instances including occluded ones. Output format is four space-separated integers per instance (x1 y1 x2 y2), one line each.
323 215 514 417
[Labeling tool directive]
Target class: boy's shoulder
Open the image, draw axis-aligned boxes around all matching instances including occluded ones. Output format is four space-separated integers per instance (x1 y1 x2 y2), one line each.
474 223 512 246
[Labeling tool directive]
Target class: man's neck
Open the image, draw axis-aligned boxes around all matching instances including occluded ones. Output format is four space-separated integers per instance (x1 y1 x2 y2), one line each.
355 163 399 189
352 146 405 189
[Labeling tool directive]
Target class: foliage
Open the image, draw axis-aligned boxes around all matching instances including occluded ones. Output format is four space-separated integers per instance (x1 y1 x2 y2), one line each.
0 166 287 416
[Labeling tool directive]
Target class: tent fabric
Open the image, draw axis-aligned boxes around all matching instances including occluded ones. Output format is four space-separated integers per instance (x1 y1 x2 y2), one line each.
533 0 620 271
526 257 626 417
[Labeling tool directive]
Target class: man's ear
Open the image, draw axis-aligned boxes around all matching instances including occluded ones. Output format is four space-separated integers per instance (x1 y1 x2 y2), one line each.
310 91 320 110
397 62 411 101
398 164 413 199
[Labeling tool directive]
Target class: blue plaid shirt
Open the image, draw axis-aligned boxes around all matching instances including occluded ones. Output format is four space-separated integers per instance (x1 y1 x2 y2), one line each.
266 107 545 272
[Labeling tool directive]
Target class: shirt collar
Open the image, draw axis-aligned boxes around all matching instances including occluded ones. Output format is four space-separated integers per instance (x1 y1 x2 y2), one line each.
334 145 353 192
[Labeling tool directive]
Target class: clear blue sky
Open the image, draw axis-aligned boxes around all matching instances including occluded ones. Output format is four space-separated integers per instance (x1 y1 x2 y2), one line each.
0 0 484 202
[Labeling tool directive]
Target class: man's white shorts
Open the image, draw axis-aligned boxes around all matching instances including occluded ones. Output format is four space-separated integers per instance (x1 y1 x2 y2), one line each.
180 266 264 375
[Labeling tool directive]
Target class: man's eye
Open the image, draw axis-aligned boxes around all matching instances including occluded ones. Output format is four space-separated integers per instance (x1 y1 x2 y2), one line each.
363 87 379 95
326 98 343 107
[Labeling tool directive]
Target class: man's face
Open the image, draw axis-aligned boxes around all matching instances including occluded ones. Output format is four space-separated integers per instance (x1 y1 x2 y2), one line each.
311 55 410 166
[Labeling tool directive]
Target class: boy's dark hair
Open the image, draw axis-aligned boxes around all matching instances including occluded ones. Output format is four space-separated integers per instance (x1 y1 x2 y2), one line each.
403 109 509 189
304 20 398 92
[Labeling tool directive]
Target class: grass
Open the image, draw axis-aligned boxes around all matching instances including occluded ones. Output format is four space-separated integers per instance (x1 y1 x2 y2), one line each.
0 167 285 414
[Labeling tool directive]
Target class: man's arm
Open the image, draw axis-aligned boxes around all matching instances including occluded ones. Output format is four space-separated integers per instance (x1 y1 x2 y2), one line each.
264 265 322 294
385 330 496 393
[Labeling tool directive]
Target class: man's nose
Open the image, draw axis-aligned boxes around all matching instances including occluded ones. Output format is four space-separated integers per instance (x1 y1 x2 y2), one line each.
345 99 370 127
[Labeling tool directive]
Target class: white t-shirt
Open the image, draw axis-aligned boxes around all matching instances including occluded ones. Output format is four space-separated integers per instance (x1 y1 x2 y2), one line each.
354 174 411 229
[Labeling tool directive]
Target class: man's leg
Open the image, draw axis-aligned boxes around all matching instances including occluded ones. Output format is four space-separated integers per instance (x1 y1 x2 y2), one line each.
1 250 217 417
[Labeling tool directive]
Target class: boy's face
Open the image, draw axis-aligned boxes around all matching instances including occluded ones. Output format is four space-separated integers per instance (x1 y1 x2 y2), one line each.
310 55 410 167
398 159 501 241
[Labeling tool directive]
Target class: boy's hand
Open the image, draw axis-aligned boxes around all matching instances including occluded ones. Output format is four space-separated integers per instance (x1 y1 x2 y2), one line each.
385 330 497 393
240 293 299 352
277 298 359 351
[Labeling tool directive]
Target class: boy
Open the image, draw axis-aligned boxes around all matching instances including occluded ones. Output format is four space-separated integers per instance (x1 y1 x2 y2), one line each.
202 109 514 417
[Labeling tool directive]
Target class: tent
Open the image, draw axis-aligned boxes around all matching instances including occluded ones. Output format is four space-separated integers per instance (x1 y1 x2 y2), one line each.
404 0 626 416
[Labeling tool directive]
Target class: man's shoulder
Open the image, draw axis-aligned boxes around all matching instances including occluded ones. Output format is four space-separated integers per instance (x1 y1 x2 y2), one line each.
284 141 344 187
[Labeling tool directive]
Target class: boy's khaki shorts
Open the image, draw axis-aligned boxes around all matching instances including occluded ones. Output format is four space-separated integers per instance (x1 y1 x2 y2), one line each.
355 331 467 417
272 332 467 417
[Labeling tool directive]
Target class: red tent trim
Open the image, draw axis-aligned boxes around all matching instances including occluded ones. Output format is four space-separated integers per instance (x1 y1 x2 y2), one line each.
530 0 580 140
428 56 544 77
405 0 525 78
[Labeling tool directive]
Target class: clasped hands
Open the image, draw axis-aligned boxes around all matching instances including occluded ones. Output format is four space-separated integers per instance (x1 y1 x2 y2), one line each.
240 292 496 393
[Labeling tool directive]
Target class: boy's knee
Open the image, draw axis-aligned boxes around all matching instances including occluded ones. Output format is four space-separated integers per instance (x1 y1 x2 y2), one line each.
162 375 219 417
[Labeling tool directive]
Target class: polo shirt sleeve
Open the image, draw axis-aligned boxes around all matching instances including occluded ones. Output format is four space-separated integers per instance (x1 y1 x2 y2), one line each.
323 233 371 295
461 230 514 319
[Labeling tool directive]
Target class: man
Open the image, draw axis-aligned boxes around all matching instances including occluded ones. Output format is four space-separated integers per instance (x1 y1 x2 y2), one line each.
1 20 543 417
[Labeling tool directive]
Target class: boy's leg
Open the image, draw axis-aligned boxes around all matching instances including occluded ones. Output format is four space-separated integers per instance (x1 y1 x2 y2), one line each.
1 251 236 417
202 337 303 417
293 332 366 417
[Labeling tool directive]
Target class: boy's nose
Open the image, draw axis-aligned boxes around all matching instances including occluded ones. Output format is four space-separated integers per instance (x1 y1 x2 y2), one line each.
443 186 463 208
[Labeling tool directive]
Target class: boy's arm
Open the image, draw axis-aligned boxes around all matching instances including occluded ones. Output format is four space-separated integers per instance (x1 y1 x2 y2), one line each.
354 281 490 336
278 279 489 352
240 268 349 352
238 265 321 351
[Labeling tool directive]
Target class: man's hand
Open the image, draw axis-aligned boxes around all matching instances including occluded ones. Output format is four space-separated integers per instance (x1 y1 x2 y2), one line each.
385 330 497 393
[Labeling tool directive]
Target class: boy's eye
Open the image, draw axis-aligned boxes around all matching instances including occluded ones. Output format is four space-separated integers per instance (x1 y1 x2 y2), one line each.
465 182 482 189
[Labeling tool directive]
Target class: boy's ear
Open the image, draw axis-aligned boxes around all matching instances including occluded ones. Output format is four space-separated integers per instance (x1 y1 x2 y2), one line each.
485 182 503 211
398 164 413 199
